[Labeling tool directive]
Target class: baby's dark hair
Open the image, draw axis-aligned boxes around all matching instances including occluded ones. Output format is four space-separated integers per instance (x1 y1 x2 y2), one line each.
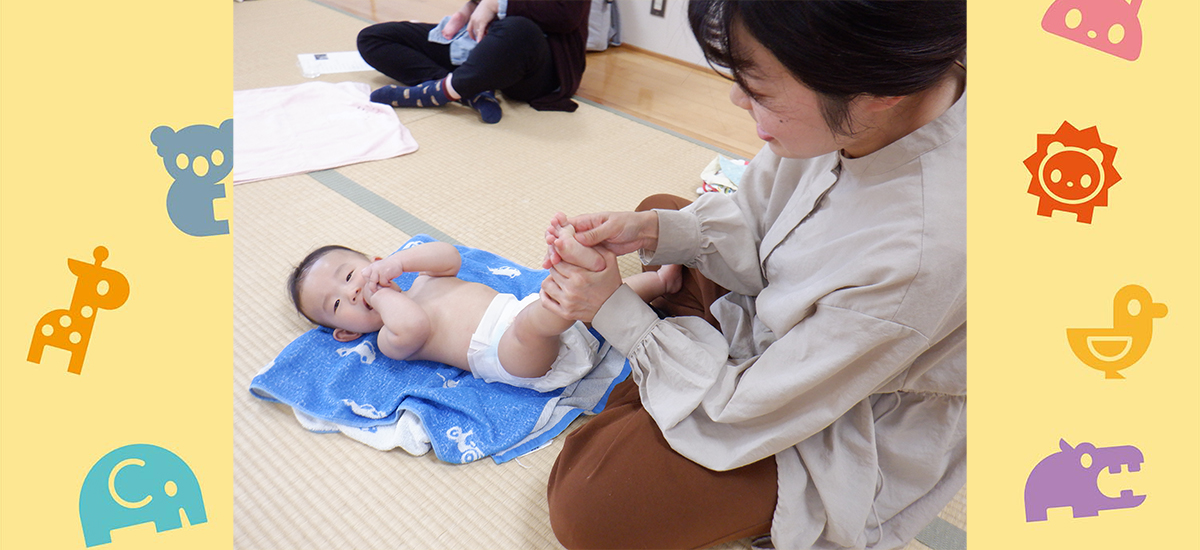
689 0 967 135
288 244 366 326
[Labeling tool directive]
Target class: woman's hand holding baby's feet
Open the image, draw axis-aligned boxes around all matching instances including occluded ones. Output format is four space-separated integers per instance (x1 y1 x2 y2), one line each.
657 263 684 295
542 212 569 268
555 223 606 272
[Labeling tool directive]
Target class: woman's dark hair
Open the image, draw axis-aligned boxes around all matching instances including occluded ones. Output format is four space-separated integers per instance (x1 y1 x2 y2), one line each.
689 0 966 134
288 244 364 326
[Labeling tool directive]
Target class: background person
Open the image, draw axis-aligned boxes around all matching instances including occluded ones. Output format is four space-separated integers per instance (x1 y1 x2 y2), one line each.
357 0 590 123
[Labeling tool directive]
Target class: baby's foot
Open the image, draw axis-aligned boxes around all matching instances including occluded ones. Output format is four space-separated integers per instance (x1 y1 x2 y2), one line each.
657 263 683 294
542 213 568 268
557 224 606 272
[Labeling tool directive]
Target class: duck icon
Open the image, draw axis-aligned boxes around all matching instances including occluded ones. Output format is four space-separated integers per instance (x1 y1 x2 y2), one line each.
1067 285 1166 379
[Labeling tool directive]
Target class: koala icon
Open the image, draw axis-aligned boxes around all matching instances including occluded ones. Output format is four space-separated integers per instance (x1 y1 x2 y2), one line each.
151 120 232 237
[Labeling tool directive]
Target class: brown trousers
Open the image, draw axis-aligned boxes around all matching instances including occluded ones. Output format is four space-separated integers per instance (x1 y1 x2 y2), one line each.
547 195 778 549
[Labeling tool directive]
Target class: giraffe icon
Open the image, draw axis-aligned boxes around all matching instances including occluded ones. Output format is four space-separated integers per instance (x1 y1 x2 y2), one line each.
28 246 130 375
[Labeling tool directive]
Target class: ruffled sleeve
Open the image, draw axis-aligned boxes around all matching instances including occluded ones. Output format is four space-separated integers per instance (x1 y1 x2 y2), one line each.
648 196 766 296
594 286 932 471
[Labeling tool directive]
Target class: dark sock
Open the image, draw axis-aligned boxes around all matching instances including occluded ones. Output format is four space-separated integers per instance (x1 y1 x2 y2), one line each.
370 78 451 108
460 90 502 124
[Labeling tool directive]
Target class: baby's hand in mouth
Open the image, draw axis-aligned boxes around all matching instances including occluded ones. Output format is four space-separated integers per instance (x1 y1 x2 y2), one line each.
362 283 378 309
362 279 398 311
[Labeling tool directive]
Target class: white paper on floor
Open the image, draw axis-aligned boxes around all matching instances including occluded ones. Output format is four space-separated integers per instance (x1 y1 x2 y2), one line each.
297 51 374 78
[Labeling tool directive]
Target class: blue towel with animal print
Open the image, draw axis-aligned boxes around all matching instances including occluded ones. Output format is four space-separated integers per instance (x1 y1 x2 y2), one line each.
250 235 627 464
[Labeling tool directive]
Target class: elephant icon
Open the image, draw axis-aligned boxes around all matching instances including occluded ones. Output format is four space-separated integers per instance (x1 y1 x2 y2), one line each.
79 444 207 547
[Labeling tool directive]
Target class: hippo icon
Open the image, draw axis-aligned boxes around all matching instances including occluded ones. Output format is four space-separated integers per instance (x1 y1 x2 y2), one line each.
79 444 207 546
1024 439 1145 522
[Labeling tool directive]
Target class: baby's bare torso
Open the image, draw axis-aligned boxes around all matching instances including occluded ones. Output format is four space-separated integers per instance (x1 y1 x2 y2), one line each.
400 275 501 369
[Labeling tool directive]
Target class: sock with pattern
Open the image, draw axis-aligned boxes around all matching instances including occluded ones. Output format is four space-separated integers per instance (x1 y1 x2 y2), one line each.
460 90 502 124
369 78 451 108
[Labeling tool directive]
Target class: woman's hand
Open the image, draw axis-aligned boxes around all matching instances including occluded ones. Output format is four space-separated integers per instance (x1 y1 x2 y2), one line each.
542 213 606 270
540 244 624 323
468 0 500 41
563 210 661 258
542 210 660 268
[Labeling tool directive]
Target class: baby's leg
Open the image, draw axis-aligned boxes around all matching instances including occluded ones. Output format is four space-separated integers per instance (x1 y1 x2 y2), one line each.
624 263 683 303
496 298 576 378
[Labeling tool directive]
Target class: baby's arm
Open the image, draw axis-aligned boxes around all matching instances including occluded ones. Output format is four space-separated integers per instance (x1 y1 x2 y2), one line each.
361 241 462 293
368 287 432 361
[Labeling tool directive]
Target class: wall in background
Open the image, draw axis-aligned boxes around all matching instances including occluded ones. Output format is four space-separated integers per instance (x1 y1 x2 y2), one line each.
614 0 708 67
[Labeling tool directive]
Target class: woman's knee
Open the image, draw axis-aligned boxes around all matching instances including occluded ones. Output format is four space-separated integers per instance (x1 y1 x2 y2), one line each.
547 466 612 549
637 193 692 212
357 21 419 54
490 16 542 41
480 16 544 57
356 22 390 49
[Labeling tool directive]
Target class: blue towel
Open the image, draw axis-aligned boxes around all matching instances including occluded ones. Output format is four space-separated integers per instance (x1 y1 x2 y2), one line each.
387 234 545 298
718 156 748 185
250 235 623 463
428 16 478 66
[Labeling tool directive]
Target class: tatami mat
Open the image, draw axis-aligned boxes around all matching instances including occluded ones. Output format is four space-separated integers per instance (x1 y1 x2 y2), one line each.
233 1 965 548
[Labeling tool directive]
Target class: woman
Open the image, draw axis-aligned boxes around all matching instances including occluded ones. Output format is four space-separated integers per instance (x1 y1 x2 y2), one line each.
357 0 589 123
540 1 967 548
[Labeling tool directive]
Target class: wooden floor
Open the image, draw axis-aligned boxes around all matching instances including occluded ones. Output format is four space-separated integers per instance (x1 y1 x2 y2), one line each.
317 0 761 158
578 47 759 158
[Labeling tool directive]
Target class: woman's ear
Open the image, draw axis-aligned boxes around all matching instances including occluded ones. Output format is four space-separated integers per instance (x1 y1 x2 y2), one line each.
861 95 904 113
333 328 362 342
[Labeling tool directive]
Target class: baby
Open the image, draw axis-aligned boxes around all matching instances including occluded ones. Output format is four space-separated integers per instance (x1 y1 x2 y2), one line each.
289 229 680 391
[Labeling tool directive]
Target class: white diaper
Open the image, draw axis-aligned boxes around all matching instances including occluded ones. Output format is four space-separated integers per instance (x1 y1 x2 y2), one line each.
466 293 600 393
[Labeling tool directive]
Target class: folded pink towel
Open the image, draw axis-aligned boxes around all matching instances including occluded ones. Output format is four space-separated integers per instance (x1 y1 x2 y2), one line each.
233 81 418 183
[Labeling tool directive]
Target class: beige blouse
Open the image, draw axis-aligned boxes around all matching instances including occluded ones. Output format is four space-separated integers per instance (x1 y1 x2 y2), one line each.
593 94 967 549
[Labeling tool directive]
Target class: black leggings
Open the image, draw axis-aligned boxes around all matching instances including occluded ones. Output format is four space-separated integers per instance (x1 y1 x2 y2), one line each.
357 16 558 102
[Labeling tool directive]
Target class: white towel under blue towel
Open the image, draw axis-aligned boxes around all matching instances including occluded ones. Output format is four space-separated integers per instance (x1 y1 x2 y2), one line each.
250 235 629 463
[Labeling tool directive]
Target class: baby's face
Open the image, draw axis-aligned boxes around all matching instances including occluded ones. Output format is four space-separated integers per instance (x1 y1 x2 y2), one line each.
298 249 385 335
